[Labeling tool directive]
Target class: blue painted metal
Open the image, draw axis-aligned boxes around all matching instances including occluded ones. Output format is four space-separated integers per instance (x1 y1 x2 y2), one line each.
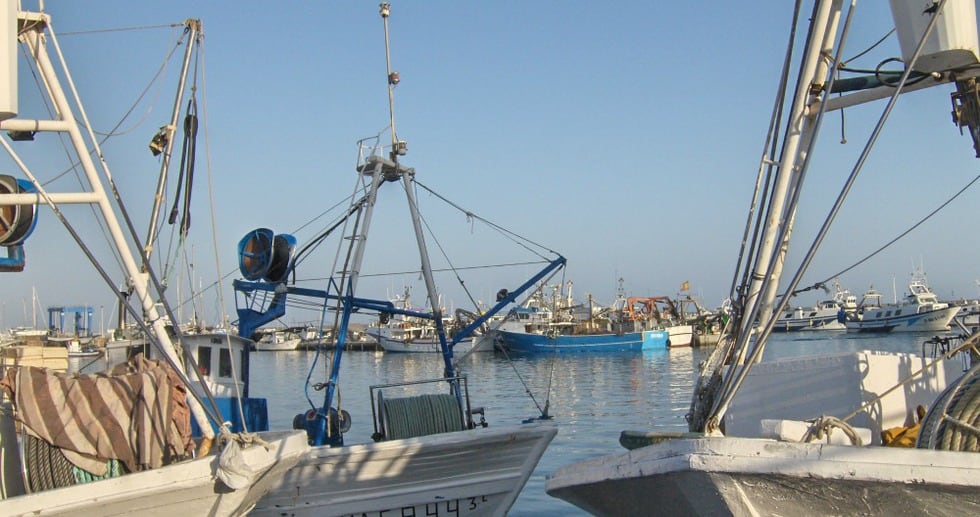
0 177 40 272
0 244 24 272
191 397 268 436
234 251 566 446
47 305 95 335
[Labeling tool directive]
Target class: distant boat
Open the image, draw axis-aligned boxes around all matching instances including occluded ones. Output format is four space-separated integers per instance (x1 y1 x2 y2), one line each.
493 316 669 354
254 329 302 351
773 280 857 331
846 272 960 332
369 326 476 353
954 299 979 332
367 287 483 353
492 296 671 354
621 296 695 348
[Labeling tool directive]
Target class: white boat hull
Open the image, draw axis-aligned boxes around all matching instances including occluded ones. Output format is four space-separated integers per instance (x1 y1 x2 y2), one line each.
846 305 960 332
666 325 694 347
546 436 980 516
252 424 557 517
253 336 302 351
547 350 978 515
372 333 477 354
0 430 308 517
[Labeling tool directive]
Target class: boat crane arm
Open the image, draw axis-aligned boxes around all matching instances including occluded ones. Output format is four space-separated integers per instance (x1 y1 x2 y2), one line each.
449 255 567 347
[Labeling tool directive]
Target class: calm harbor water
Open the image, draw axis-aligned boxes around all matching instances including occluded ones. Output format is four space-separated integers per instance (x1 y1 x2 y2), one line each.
240 330 940 516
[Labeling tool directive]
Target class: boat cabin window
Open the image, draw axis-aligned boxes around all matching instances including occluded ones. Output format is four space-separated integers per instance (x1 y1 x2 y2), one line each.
219 348 232 378
197 346 211 375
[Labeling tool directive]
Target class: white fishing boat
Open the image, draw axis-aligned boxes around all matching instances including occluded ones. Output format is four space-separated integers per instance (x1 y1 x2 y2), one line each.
773 279 857 331
370 326 476 353
0 5 307 514
367 287 479 354
547 1 980 514
232 4 560 515
846 270 961 332
254 329 302 351
638 296 694 348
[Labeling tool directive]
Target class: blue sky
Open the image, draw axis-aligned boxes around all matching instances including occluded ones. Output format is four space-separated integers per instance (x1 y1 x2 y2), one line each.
3 1 979 331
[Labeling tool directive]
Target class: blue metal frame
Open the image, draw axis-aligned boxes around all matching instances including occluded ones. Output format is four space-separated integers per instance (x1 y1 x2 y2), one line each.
234 254 566 447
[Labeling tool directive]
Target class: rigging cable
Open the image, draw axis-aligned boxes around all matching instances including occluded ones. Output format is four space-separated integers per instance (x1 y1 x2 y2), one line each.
412 180 483 318
800 172 980 294
495 342 554 421
413 180 561 260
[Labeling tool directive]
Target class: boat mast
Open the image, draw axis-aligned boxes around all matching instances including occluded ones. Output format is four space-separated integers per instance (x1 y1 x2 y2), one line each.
144 19 201 269
739 0 842 349
0 11 216 440
380 2 455 377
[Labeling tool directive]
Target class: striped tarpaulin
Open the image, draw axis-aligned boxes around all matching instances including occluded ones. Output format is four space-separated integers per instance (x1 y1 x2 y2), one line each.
0 354 194 475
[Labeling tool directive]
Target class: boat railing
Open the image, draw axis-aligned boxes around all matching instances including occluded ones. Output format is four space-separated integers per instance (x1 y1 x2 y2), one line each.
369 376 485 441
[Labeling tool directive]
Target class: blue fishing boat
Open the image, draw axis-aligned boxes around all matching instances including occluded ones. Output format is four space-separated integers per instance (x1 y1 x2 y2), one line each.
494 307 669 353
492 284 690 353
496 326 669 353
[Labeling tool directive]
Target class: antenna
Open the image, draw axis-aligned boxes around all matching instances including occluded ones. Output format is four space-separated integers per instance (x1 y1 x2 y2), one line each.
380 2 407 161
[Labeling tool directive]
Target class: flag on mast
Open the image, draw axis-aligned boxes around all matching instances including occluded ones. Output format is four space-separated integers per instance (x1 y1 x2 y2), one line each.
680 281 690 292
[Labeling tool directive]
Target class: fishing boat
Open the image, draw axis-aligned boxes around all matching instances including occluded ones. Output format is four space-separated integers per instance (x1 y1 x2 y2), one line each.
547 1 980 514
0 6 307 514
846 270 960 332
232 4 561 515
621 296 695 348
493 309 670 354
492 280 672 354
773 279 857 331
254 328 302 351
366 287 480 354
